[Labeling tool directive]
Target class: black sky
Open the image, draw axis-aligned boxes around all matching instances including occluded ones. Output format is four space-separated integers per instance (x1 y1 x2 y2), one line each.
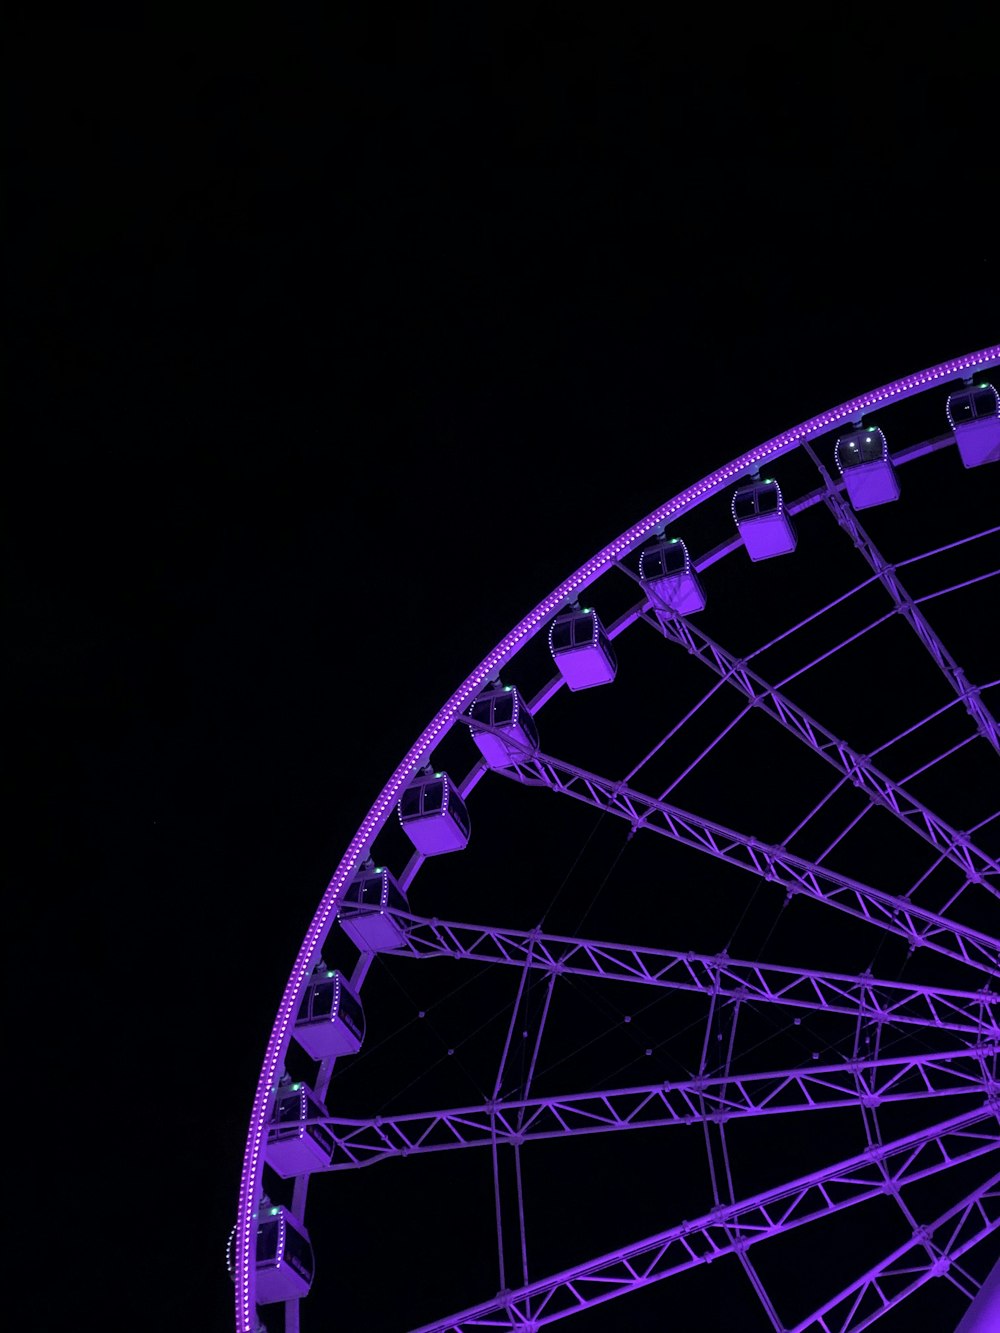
7 16 1000 1333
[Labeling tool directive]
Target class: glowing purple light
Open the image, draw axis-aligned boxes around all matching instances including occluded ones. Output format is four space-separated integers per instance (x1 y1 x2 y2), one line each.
233 341 1000 1330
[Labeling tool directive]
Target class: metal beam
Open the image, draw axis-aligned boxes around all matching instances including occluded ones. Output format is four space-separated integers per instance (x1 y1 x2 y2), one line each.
353 909 1000 1034
410 1106 1000 1330
789 1174 1000 1331
498 751 1000 973
311 1046 997 1169
810 448 1000 755
648 609 999 897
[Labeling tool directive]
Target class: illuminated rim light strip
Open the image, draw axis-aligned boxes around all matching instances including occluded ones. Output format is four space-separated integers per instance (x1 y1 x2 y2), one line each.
234 342 1000 1330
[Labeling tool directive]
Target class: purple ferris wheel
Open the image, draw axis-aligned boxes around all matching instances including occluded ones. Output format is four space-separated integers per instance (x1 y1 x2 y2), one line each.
233 346 1000 1332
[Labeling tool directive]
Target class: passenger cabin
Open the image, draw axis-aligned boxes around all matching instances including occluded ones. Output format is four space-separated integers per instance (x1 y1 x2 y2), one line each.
947 382 1000 468
834 426 900 509
732 478 797 560
398 770 471 854
265 1080 335 1178
256 1204 315 1303
639 536 706 619
467 683 540 768
338 864 409 952
293 965 366 1060
548 606 618 690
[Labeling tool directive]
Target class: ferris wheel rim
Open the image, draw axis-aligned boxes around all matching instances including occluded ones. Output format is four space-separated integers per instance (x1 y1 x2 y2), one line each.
234 341 1000 1332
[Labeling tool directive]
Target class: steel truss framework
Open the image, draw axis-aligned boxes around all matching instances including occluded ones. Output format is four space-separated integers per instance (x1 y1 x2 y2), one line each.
644 607 1000 896
350 908 1000 1036
309 1035 997 1167
810 449 1000 755
235 345 1000 1333
495 750 1000 973
409 1112 1000 1331
789 1180 1000 1332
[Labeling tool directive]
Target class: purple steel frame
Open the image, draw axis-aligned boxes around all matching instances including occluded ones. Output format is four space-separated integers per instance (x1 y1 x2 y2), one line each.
234 345 1000 1332
329 909 1000 1035
407 1110 999 1330
644 610 999 893
488 747 1000 969
810 448 1000 754
296 1043 998 1167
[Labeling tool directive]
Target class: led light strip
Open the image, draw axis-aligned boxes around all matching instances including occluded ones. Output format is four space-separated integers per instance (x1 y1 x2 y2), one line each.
234 341 1000 1331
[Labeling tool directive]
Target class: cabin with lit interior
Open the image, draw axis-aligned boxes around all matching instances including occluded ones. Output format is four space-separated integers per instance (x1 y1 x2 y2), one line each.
947 381 1000 468
834 425 900 509
265 1079 335 1178
731 477 797 560
467 682 540 768
338 862 409 952
293 964 366 1060
548 605 617 689
639 536 706 620
398 769 471 854
255 1203 315 1304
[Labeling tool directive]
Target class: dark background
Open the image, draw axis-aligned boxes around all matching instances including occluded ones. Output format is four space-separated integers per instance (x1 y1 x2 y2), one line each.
7 16 998 1333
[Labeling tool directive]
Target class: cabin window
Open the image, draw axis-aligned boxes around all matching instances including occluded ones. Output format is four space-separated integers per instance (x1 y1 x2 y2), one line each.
572 615 595 645
733 491 757 521
307 980 335 1021
258 1219 281 1265
493 694 515 724
283 1225 314 1282
339 988 365 1037
756 486 779 515
551 619 573 650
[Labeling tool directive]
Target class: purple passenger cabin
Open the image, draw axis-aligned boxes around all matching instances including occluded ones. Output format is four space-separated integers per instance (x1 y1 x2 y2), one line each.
293 964 366 1060
639 536 706 621
398 770 471 854
548 605 618 689
255 1204 315 1304
467 682 540 769
732 478 797 560
835 425 900 509
338 862 409 952
947 382 1000 468
265 1079 335 1178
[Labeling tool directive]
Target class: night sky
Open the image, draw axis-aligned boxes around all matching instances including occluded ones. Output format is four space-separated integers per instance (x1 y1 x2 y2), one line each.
8 18 999 1333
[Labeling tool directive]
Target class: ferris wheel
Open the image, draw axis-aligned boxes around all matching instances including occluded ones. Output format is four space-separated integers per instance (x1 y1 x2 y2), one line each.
233 345 1000 1332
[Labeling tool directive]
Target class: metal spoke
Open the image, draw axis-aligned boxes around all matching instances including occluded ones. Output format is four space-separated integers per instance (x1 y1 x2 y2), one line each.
498 751 1000 971
788 1174 1000 1332
234 345 1000 1333
644 608 999 896
806 444 1000 754
409 1107 1000 1331
309 1046 997 1168
351 908 1000 1035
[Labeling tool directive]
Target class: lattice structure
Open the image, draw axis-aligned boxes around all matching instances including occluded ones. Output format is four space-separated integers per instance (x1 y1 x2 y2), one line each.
235 346 1000 1333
